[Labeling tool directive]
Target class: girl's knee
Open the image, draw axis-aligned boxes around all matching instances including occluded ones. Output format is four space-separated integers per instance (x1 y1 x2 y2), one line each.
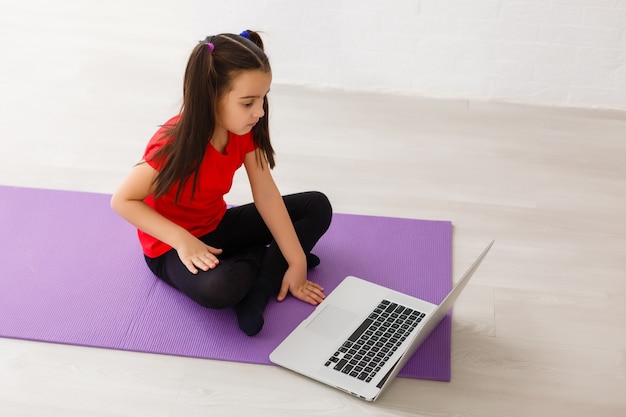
310 191 333 230
192 273 246 309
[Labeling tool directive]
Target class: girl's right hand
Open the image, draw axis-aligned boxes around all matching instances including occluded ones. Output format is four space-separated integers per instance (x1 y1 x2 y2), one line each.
110 162 222 274
176 236 223 274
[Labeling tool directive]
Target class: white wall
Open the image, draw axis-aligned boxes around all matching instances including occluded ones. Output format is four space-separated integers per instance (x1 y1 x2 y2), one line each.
192 0 626 110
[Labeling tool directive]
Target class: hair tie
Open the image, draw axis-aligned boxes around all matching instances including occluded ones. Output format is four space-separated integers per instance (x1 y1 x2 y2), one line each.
239 30 250 39
206 42 214 53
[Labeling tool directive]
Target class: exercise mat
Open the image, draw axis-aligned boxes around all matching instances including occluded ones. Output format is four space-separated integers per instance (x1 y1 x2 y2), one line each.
0 185 453 380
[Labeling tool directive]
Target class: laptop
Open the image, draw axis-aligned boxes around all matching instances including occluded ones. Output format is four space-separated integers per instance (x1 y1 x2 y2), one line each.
270 240 494 401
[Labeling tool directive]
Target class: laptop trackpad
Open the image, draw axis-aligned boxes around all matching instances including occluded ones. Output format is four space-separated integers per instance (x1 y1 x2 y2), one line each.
306 304 358 340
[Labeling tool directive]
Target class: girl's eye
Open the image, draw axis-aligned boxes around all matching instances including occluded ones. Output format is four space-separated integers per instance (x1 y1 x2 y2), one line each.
244 102 253 107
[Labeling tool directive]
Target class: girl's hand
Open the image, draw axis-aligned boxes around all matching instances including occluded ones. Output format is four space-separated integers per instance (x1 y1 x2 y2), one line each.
277 264 325 306
176 236 222 274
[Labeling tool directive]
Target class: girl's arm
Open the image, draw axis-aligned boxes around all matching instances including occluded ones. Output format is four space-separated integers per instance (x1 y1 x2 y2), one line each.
244 150 325 306
110 162 222 274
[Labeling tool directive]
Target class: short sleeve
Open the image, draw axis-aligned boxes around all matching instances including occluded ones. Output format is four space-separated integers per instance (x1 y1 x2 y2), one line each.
143 115 180 171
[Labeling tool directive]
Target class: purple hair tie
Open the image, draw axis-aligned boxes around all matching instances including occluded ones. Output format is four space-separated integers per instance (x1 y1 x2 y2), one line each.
239 30 250 39
206 42 214 53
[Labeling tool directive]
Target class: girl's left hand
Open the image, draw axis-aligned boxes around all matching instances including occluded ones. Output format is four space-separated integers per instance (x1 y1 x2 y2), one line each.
277 265 325 306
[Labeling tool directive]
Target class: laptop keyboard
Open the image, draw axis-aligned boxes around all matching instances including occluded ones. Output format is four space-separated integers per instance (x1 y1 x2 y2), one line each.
324 299 425 383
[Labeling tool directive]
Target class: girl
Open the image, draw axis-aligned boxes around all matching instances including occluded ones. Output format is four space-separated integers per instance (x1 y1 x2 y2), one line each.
110 30 332 337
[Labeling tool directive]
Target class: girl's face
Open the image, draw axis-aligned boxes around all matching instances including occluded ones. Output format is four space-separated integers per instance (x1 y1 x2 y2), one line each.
216 70 272 136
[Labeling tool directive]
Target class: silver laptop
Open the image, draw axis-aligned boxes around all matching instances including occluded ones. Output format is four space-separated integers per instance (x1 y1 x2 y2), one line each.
270 240 494 401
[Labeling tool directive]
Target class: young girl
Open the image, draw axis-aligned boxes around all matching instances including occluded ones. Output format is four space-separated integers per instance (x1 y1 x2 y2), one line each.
111 30 332 337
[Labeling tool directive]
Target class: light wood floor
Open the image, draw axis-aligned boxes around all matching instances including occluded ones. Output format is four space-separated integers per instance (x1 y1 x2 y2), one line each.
1 2 626 416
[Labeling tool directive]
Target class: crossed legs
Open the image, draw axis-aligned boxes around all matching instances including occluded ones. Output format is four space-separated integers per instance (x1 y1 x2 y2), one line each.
144 191 333 335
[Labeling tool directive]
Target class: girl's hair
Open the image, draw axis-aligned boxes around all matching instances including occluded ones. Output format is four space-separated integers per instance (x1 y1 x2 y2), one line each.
151 30 274 201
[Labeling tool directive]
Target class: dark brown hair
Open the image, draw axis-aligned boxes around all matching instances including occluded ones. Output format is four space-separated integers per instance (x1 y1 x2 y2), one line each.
151 31 274 201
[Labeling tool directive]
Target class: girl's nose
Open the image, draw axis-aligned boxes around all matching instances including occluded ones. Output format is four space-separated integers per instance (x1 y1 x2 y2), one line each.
254 102 265 118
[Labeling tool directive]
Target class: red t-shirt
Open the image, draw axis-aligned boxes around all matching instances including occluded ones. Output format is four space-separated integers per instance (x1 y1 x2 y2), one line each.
139 115 257 257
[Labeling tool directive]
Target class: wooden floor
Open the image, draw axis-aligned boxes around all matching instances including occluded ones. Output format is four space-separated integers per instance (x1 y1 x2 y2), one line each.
1 2 626 416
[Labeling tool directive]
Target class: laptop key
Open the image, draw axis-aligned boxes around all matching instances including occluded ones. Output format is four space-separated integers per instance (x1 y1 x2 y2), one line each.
385 303 398 313
334 359 348 371
347 319 374 343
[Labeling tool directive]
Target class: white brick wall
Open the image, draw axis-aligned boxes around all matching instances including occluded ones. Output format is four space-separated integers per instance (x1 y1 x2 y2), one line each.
192 0 626 110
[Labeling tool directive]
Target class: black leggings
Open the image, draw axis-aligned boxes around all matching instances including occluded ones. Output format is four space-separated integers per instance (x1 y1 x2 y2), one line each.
145 191 332 310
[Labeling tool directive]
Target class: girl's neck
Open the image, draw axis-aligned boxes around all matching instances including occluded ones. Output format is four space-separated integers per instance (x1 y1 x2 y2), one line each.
210 127 229 154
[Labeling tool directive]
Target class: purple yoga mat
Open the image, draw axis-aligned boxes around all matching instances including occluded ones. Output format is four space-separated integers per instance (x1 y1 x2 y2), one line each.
0 185 453 381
